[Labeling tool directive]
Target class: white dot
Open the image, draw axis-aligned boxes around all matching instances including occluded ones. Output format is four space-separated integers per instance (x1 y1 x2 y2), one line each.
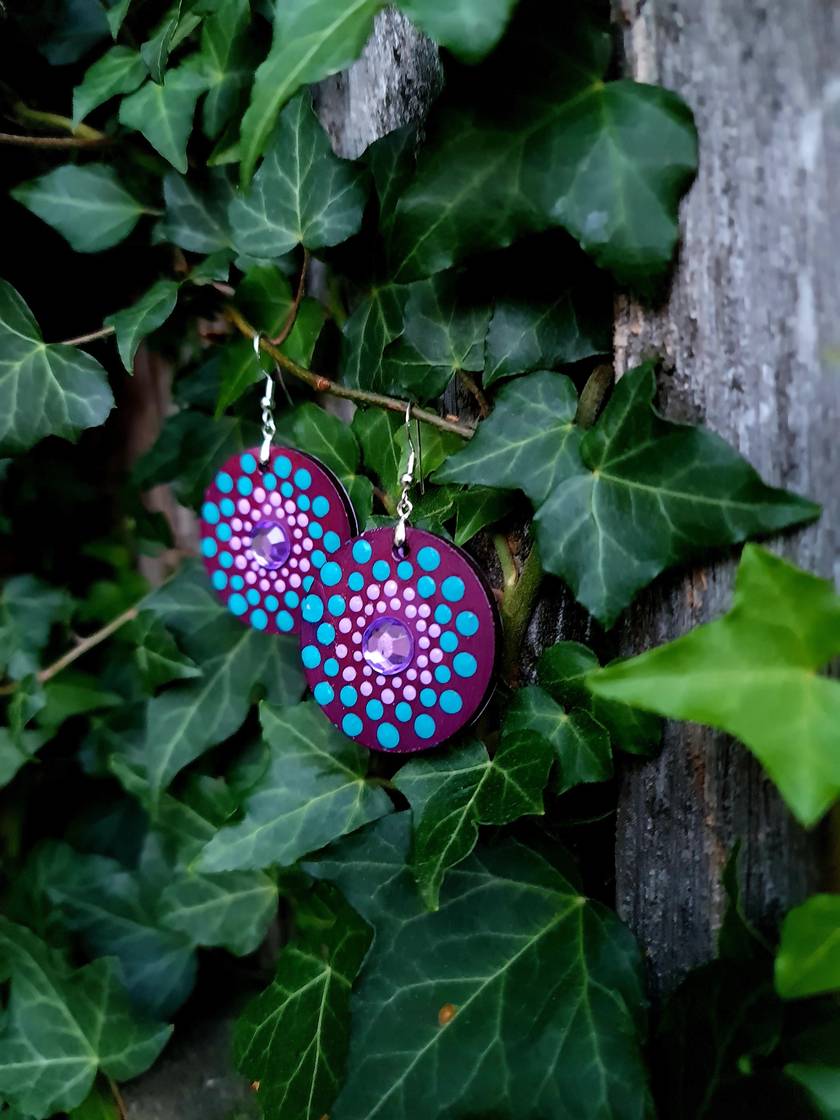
376 675 386 686
364 604 374 615
429 624 441 638
293 544 302 555
336 644 348 658
350 596 363 612
245 571 257 585
235 556 247 570
259 579 270 591
343 667 356 682
430 648 443 663
416 619 427 632
254 488 265 503
303 538 313 552
262 504 272 516
298 513 309 527
366 584 380 600
390 598 401 610
406 669 417 681
276 580 286 592
269 492 281 506
404 685 416 700
289 558 298 568
352 632 362 644
384 580 397 596
419 604 431 618
419 637 430 649
420 671 432 684
382 689 395 704
231 537 242 550
376 601 387 613
392 677 402 688
363 666 372 676
238 499 250 514
289 574 301 588
232 518 243 531
361 681 373 696
353 651 362 661
339 618 352 634
288 515 297 527
404 587 415 601
405 605 417 618
284 500 295 514
299 558 310 573
417 655 428 668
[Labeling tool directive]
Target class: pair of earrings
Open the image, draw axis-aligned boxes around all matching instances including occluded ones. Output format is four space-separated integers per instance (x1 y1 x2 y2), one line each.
199 339 499 754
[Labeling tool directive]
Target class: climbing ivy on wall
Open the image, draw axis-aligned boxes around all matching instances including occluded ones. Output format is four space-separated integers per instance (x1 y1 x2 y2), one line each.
1 1 839 1118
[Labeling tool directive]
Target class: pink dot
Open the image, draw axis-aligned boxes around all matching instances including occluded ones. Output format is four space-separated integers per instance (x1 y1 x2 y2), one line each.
289 574 301 588
392 677 402 688
376 601 387 613
336 644 348 658
232 518 243 531
298 513 309 527
245 571 257 585
231 537 242 550
366 585 380 600
390 598 402 610
384 580 397 596
288 515 297 527
289 558 298 569
293 544 302 555
350 596 363 612
259 579 270 591
339 618 352 634
430 648 443 663
299 558 310 573
406 669 417 681
303 538 313 552
429 624 441 638
269 492 281 506
284 500 295 514
352 632 362 644
364 604 374 616
419 637 430 649
405 605 417 619
419 604 431 618
416 620 427 632
262 504 272 516
363 666 372 677
275 580 286 592
343 667 356 682
235 556 247 570
404 685 416 700
238 499 250 514
420 671 432 685
417 655 428 668
382 689 395 704
404 587 415 601
254 488 265 503
376 675 385 686
353 651 362 661
361 681 373 696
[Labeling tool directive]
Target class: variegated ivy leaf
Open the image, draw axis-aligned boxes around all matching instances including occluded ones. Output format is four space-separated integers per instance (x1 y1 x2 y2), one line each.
119 64 210 174
198 0 256 139
160 169 236 253
121 610 201 692
196 701 393 873
293 403 373 525
72 45 147 123
438 365 819 626
105 279 180 372
342 284 408 393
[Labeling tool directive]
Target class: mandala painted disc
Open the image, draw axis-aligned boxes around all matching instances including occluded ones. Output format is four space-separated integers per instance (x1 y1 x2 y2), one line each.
298 527 500 753
200 447 357 635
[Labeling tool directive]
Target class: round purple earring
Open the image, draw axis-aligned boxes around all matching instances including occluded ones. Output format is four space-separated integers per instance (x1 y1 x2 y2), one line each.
298 408 500 753
199 339 357 635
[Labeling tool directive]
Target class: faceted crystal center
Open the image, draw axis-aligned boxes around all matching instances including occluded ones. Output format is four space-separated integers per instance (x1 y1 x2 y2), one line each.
362 616 414 675
250 519 291 570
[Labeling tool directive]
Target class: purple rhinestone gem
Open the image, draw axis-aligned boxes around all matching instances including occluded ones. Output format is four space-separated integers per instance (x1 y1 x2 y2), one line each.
250 519 291 570
362 616 414 675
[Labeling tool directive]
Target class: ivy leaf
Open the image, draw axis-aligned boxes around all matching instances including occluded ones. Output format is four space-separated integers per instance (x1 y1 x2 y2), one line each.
105 0 132 38
589 545 840 827
105 279 180 372
787 1065 840 1119
0 918 171 1118
775 895 840 999
292 403 370 520
36 672 121 732
72 45 147 123
119 65 210 173
68 1081 121 1120
160 169 235 252
238 0 381 185
504 685 613 794
400 0 520 62
11 165 149 253
234 884 372 1120
352 408 401 497
0 574 71 681
0 282 115 454
365 125 418 241
36 840 197 1019
439 365 819 626
230 93 368 259
342 285 408 392
139 3 182 83
380 273 490 400
0 728 47 790
390 1 697 288
451 486 514 545
308 814 652 1120
393 735 552 909
198 0 256 139
121 609 201 691
539 641 661 758
196 701 393 873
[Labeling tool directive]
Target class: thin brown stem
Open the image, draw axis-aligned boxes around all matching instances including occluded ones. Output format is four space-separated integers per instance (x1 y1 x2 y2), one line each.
60 325 116 346
225 305 476 440
107 1077 129 1120
271 248 309 346
459 370 490 418
0 132 110 148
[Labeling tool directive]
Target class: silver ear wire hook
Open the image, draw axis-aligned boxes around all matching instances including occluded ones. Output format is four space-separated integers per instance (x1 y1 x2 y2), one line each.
254 332 277 469
394 402 422 554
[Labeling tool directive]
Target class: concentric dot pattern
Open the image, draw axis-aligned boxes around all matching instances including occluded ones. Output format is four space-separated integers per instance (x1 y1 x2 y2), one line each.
200 446 356 636
298 527 498 754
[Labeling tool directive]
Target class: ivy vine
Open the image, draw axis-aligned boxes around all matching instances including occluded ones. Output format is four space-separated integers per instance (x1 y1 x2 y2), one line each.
0 1 838 1119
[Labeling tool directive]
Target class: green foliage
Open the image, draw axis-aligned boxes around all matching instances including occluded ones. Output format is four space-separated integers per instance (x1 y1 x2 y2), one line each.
73 45 147 123
775 895 840 999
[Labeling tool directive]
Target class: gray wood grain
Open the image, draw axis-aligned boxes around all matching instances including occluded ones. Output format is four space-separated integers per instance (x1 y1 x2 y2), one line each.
612 0 840 994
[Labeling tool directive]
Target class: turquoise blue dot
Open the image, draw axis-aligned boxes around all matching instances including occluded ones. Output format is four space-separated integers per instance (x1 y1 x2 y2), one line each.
352 539 372 564
276 610 294 632
250 609 268 630
228 593 247 616
297 494 311 512
212 571 227 590
201 537 217 558
303 576 315 591
456 611 479 636
453 652 477 678
262 473 276 490
395 702 412 723
312 550 326 568
440 631 458 653
397 561 414 580
237 476 253 496
417 576 436 598
246 589 260 605
284 590 300 608
308 522 323 540
312 495 330 517
417 546 441 572
440 690 463 714
434 604 452 624
220 498 235 516
231 574 245 590
281 481 293 497
324 658 339 677
317 623 336 644
275 455 292 478
265 595 279 611
294 467 312 490
219 551 233 568
434 665 452 684
372 560 390 581
301 645 321 669
377 723 400 750
216 471 233 493
420 688 437 708
240 453 256 474
342 713 363 737
216 523 232 542
340 685 358 707
202 501 220 524
324 531 341 554
321 562 342 587
366 699 384 720
348 572 364 592
414 714 436 740
302 595 324 623
442 576 465 602
328 594 346 617
314 682 334 706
